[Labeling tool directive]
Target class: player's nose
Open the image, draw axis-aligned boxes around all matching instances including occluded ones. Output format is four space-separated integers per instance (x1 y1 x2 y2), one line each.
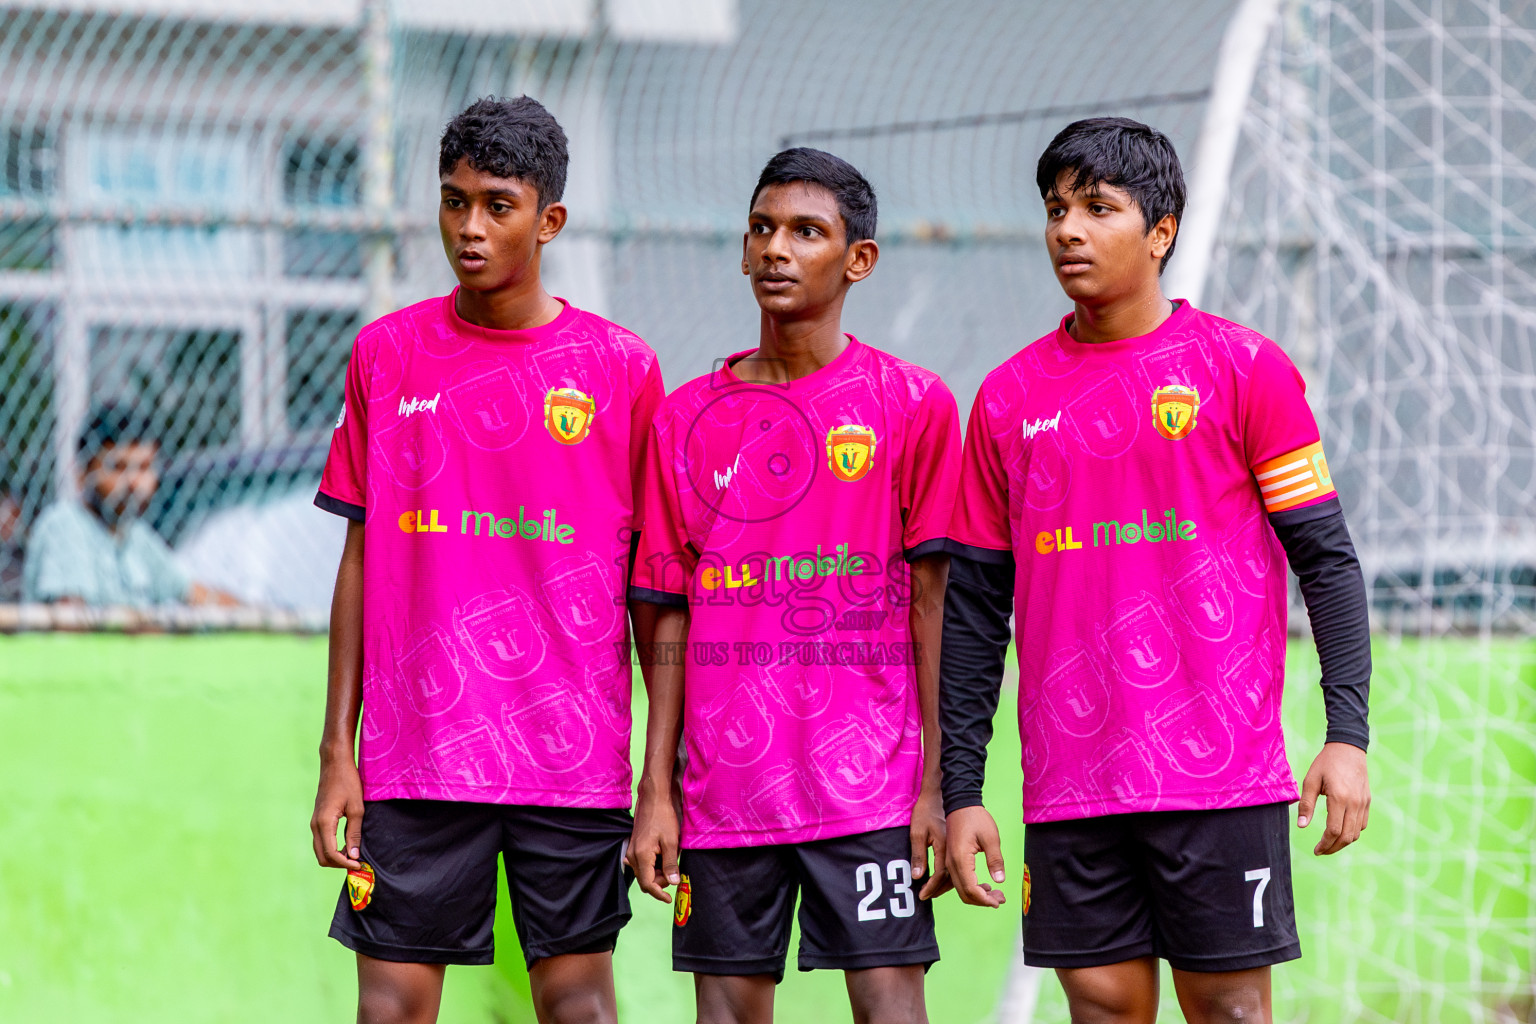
460 205 489 241
762 225 793 261
1052 210 1085 246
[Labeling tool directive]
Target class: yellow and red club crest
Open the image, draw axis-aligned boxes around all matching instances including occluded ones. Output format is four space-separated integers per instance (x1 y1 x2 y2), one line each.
673 874 692 927
826 424 877 482
1021 862 1031 916
347 862 376 911
1151 384 1200 440
545 387 595 445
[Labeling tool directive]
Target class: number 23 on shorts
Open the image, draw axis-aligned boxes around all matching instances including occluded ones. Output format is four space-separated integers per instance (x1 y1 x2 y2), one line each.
856 859 917 921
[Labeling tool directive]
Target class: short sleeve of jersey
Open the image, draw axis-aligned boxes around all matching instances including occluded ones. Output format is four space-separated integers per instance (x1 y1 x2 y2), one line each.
628 358 665 532
898 379 963 560
946 383 1012 563
315 329 371 521
1243 338 1339 521
628 409 692 606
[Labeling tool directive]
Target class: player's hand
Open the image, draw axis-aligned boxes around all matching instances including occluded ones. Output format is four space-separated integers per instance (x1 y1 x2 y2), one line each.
1298 741 1370 855
910 788 952 900
627 788 681 904
945 805 1006 908
311 756 364 870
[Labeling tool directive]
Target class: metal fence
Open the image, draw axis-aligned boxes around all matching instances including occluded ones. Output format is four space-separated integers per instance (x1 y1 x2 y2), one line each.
0 0 1531 634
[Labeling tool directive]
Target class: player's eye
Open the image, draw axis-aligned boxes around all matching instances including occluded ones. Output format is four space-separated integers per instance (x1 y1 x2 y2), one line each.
490 202 511 214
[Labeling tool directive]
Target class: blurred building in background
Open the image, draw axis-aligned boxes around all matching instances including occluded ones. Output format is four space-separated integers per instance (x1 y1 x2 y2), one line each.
0 0 1530 630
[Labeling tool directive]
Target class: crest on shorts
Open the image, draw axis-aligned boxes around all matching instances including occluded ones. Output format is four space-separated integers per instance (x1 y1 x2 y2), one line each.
1021 862 1032 916
673 874 692 926
347 862 376 911
1151 384 1199 440
826 424 877 482
545 387 595 445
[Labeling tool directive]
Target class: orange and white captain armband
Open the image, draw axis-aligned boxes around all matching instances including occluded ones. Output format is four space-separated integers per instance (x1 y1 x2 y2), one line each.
1253 441 1338 514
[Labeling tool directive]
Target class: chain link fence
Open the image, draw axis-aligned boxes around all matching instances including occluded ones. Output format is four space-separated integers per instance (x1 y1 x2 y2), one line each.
0 0 1529 632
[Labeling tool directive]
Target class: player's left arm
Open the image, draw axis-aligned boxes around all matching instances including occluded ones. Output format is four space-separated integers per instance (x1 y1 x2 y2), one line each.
909 552 952 899
1273 506 1372 855
1246 339 1371 856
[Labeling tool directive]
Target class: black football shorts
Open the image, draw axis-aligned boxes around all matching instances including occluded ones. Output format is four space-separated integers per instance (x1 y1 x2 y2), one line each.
329 799 633 968
672 826 940 981
1021 801 1300 972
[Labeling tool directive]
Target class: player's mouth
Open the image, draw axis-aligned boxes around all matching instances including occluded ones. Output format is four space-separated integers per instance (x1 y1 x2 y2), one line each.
757 271 797 292
458 249 489 272
1055 252 1092 276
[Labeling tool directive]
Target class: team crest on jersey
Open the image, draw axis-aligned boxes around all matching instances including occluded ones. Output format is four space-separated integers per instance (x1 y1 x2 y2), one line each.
544 387 595 444
826 424 877 482
346 863 375 911
1021 863 1032 916
674 874 692 926
1151 384 1199 440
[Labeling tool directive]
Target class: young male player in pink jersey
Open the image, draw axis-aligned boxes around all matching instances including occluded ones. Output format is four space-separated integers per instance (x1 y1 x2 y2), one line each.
941 118 1372 1023
625 148 960 1024
309 96 663 1024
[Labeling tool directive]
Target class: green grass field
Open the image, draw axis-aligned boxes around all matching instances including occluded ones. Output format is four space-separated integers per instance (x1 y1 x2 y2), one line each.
0 635 1530 1023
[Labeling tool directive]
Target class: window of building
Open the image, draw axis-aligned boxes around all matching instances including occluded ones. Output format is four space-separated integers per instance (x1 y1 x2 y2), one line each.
89 324 242 455
283 137 363 279
72 127 255 280
0 127 56 271
285 307 359 433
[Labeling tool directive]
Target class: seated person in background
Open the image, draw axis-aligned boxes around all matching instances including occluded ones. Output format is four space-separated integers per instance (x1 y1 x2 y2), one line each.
0 482 22 601
23 404 234 606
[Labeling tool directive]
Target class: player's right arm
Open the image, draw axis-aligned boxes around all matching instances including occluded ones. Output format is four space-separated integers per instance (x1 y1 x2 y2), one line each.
939 385 1017 908
309 329 372 872
623 406 694 903
627 604 687 903
311 518 365 871
941 555 1014 908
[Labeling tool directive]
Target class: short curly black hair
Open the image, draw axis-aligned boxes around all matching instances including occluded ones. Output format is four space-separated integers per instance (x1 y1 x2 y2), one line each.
439 96 568 209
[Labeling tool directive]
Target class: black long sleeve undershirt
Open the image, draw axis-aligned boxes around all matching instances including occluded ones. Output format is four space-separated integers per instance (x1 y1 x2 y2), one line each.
938 551 1014 815
1270 498 1372 751
938 498 1372 816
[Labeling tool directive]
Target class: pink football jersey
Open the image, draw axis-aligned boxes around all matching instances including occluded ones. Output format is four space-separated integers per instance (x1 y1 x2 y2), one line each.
317 292 663 807
951 301 1339 823
632 338 961 848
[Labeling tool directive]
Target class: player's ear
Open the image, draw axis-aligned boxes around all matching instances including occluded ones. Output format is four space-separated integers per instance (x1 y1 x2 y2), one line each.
537 201 568 245
844 238 879 283
1149 213 1177 262
742 232 750 275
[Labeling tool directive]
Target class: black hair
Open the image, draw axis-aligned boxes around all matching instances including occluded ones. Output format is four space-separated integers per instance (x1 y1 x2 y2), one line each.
751 147 877 243
77 403 156 459
1036 117 1186 272
439 96 568 209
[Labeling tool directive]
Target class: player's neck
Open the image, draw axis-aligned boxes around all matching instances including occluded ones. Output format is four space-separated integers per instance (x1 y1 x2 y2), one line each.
1068 283 1174 346
454 269 563 333
743 302 849 383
